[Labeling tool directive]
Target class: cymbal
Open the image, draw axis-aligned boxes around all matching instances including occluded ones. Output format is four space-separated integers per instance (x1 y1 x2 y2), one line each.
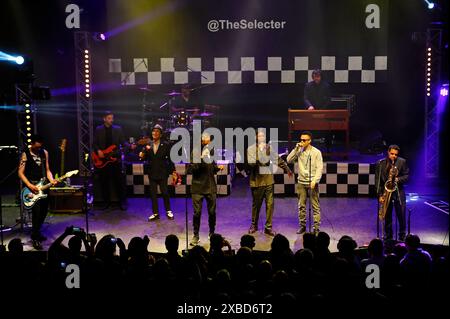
165 91 182 96
199 112 213 117
139 87 154 92
186 108 200 112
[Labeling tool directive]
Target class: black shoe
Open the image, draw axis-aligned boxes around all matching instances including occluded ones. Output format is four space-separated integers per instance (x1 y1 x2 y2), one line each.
296 226 306 235
264 228 276 236
248 225 258 234
32 240 43 250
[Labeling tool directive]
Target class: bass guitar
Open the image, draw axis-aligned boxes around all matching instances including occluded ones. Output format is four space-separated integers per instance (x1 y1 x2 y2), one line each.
92 145 119 169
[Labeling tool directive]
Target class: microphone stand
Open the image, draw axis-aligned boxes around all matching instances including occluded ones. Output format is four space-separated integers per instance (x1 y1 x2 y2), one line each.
82 155 95 245
376 160 382 238
183 141 193 255
308 152 312 233
0 195 6 252
184 163 189 254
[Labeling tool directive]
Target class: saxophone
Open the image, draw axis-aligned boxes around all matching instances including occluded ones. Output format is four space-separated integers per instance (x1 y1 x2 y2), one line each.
378 160 399 224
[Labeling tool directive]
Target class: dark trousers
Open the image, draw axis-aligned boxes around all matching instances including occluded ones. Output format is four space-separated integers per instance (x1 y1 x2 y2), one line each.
98 163 124 203
385 198 406 239
31 198 48 238
149 178 171 214
251 184 274 230
192 193 216 235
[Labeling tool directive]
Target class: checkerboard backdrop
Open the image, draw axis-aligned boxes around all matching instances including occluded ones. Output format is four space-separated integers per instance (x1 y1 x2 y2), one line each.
127 162 376 197
109 56 388 85
273 162 377 196
126 162 234 196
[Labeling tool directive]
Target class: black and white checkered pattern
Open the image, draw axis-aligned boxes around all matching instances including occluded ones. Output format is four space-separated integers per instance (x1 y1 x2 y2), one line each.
273 162 376 196
126 162 234 196
109 56 387 85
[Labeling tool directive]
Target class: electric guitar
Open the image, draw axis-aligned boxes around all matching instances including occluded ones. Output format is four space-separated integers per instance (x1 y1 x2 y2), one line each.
55 138 67 185
92 145 119 169
59 138 67 176
22 170 79 208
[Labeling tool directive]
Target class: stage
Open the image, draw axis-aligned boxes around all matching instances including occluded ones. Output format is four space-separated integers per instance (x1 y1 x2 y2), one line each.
1 176 448 253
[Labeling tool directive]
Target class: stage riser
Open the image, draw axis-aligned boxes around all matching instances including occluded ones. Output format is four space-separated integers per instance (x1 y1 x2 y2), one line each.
126 163 234 196
273 162 376 196
126 162 375 197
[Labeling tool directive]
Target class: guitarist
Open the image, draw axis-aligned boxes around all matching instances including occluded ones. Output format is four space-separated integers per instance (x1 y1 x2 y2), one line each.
18 134 57 249
93 111 135 210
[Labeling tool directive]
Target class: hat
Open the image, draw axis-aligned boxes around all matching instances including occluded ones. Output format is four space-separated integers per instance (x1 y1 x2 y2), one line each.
152 124 163 133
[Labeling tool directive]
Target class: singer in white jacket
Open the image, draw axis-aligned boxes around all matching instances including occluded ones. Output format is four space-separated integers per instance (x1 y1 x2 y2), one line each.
287 131 323 235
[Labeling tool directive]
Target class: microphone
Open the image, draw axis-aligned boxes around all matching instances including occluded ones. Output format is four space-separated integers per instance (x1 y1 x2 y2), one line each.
202 146 210 159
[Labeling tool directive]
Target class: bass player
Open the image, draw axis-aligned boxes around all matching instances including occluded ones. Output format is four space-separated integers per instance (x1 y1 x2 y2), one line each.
93 110 135 210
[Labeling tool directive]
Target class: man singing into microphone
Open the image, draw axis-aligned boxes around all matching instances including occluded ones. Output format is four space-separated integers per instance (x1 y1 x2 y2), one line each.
139 124 178 221
287 131 323 235
189 133 224 246
247 129 292 236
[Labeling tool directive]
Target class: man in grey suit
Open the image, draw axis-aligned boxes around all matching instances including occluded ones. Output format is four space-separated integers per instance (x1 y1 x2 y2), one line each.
247 130 292 236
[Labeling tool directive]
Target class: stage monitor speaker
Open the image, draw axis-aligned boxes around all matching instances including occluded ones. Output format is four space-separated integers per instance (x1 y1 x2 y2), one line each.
49 186 84 213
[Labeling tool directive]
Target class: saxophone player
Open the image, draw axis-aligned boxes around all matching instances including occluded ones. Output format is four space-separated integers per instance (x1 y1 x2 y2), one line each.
375 145 409 241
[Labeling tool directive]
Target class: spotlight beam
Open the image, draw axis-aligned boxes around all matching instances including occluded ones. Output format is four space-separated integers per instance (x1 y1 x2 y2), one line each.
0 51 25 64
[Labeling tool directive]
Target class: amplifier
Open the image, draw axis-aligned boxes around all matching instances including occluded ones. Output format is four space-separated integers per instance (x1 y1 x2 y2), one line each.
49 185 84 213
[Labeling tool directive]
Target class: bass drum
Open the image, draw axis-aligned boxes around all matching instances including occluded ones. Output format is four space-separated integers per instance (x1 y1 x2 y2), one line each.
171 111 190 127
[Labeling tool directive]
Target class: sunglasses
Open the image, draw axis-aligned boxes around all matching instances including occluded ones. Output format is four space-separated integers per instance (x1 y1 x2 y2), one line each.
300 139 310 142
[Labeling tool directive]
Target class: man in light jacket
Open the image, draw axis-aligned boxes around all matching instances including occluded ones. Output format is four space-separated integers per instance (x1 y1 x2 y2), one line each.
287 131 323 235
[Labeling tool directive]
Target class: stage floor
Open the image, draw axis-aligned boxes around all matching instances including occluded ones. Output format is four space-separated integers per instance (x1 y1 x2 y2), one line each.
1 177 448 253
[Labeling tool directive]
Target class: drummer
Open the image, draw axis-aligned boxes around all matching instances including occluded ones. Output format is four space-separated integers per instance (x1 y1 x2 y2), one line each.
171 84 202 115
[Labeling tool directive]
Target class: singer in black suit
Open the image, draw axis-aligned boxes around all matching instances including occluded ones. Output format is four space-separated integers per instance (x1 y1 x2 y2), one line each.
375 145 409 241
189 133 224 246
139 125 177 221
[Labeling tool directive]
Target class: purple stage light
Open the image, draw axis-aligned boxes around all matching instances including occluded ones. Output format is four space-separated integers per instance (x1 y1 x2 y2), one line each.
440 87 448 97
100 33 106 41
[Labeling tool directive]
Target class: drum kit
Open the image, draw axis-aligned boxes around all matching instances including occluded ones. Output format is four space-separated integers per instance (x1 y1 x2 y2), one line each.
134 87 219 149
124 85 218 161
138 86 216 135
